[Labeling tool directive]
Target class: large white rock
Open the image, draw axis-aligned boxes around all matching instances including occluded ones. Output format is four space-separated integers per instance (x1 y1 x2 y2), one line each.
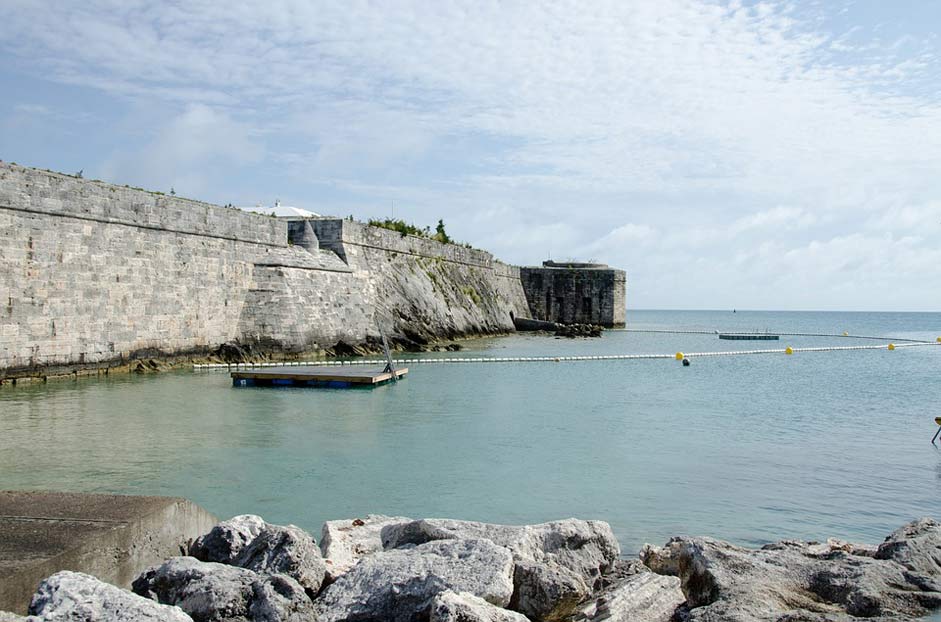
320 515 411 582
641 518 941 621
572 566 684 622
29 571 192 621
132 556 315 622
191 516 326 595
189 515 268 565
429 591 529 622
381 518 620 621
234 523 326 596
316 538 515 622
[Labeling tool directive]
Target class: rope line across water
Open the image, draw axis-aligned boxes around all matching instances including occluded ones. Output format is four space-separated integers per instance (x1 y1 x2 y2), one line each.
193 341 940 370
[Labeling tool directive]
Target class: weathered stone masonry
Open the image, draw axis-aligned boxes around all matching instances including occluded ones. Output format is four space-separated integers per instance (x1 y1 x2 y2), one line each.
0 163 626 380
520 261 627 327
0 163 537 380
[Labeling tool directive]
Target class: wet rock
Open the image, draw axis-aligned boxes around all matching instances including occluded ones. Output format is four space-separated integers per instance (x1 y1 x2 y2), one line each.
641 519 941 621
191 516 325 595
190 515 268 565
429 591 529 622
554 324 602 338
381 518 619 621
30 570 192 621
215 342 255 364
132 556 315 622
320 515 412 582
874 518 941 575
316 538 515 622
571 561 684 622
234 523 326 596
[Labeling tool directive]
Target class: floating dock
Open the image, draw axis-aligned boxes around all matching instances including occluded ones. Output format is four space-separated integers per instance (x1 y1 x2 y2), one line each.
231 365 408 388
718 333 780 341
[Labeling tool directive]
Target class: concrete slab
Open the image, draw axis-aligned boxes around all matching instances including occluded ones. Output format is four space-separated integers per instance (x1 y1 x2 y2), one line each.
0 491 217 614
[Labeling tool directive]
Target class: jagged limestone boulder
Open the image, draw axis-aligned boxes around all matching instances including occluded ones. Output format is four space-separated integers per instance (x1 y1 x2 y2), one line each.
29 571 192 621
641 518 941 621
320 515 411 582
233 523 326 596
429 591 529 622
191 516 326 596
190 515 268 565
509 559 587 621
571 561 684 622
381 518 619 620
132 556 315 622
316 538 515 622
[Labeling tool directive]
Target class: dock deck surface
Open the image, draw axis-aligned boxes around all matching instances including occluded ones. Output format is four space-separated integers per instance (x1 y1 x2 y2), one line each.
231 365 408 387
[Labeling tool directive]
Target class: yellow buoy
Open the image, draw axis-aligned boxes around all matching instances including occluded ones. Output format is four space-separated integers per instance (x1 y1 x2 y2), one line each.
935 417 941 425
785 347 793 355
842 331 848 336
937 337 941 343
675 352 684 360
888 343 896 351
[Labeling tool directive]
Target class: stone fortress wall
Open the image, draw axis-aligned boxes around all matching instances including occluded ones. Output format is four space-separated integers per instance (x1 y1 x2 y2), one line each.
0 162 625 380
0 163 533 379
520 261 627 327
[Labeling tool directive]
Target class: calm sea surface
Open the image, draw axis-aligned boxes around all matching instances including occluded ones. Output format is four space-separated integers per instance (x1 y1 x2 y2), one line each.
2 310 941 555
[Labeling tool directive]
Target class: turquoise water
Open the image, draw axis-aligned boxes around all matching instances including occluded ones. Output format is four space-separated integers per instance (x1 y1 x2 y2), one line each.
2 310 941 556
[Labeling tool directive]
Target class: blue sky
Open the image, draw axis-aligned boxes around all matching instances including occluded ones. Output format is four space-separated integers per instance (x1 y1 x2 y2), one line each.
2 0 940 310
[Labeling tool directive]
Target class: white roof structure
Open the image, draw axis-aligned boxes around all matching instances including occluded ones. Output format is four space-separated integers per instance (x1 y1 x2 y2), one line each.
240 200 320 218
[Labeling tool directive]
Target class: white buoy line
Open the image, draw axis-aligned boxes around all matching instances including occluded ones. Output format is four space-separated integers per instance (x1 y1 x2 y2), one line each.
192 340 940 370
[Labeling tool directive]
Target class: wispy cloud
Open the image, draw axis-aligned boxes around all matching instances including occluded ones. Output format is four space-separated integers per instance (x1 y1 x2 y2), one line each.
1 0 940 309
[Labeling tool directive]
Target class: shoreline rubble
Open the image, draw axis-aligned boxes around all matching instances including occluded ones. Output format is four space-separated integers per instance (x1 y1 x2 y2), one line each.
5 515 940 621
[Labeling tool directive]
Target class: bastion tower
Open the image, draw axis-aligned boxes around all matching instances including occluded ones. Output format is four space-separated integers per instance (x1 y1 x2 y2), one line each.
519 261 627 328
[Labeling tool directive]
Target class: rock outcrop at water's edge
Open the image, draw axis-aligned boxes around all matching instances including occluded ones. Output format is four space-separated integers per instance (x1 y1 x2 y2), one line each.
641 517 941 621
4 515 941 622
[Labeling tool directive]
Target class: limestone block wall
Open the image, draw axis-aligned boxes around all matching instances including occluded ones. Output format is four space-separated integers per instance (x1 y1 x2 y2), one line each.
520 264 627 327
236 246 376 352
0 163 535 378
0 164 289 376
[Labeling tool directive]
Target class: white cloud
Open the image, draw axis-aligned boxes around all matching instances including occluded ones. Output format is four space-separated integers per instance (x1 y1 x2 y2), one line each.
1 0 940 309
99 104 263 195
